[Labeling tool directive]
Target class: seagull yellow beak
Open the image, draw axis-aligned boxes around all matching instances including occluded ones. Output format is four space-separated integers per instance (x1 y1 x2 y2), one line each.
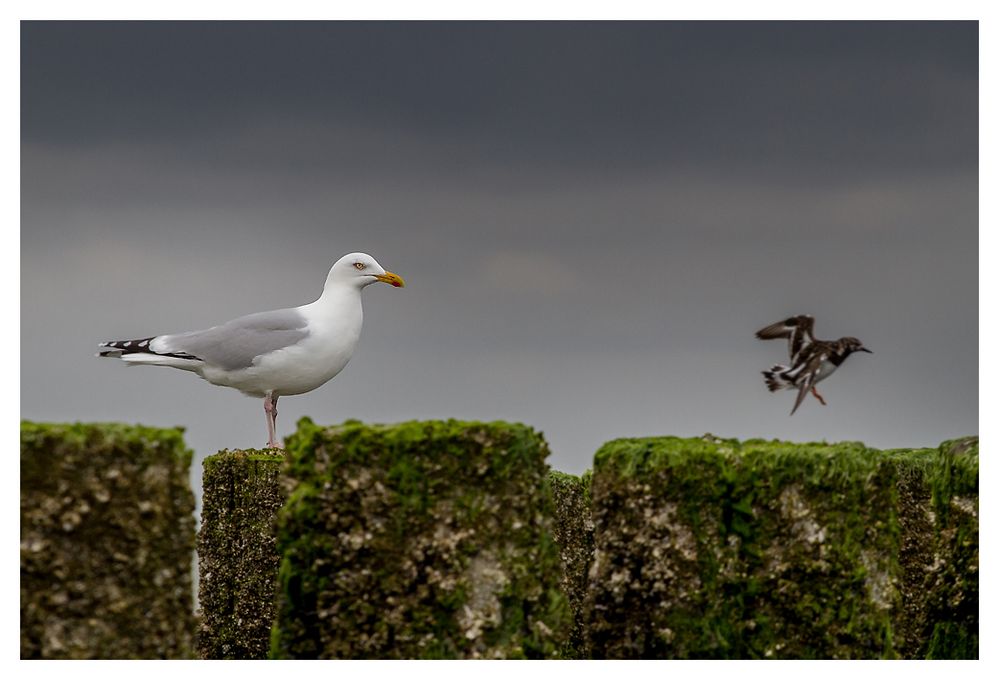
375 271 405 288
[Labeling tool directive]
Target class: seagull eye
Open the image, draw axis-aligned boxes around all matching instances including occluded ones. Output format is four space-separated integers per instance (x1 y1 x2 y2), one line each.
354 262 366 270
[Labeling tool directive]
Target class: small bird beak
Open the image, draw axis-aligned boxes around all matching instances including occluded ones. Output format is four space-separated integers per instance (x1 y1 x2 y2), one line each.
860 347 873 354
374 271 405 288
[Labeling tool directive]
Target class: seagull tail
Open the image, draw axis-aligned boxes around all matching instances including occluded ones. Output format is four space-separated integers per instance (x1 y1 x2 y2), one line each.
97 337 202 370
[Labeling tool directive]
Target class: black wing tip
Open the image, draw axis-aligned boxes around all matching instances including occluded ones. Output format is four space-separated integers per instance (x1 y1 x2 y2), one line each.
97 337 156 353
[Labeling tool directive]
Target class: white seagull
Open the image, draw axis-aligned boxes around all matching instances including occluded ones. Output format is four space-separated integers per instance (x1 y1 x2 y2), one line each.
97 252 405 448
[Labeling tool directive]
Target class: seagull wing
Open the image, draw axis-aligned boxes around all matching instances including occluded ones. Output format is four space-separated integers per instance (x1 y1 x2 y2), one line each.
154 308 310 371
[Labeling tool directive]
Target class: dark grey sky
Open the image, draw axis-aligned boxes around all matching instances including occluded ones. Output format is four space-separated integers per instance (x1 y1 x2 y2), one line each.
22 21 978 499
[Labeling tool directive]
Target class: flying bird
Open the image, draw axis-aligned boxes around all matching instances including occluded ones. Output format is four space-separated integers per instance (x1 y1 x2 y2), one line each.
98 252 405 448
755 315 871 415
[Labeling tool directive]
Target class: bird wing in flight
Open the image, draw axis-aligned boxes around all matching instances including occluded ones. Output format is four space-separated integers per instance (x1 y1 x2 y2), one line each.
756 315 816 363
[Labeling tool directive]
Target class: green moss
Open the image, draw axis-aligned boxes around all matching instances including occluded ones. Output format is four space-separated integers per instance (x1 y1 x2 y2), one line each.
271 418 569 659
881 438 978 659
203 448 286 466
20 420 193 475
197 450 287 659
549 469 593 504
20 421 195 659
188 425 975 660
587 434 978 659
927 621 978 659
921 438 978 658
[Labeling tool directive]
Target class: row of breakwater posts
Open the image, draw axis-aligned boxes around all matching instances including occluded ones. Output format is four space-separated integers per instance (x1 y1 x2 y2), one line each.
20 418 978 659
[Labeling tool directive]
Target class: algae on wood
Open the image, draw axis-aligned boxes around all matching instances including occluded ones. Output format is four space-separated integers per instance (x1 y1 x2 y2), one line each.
271 418 569 659
20 421 196 659
586 434 979 659
894 437 978 659
547 470 594 659
197 449 286 659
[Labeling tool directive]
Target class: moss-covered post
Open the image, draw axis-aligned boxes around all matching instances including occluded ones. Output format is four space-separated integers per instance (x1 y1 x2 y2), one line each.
271 418 569 659
547 471 594 658
895 437 978 658
922 437 978 658
20 421 196 659
197 449 286 659
585 434 979 659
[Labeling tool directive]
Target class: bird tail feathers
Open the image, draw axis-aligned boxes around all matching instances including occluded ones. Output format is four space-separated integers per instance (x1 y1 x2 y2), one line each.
762 364 793 392
97 337 201 370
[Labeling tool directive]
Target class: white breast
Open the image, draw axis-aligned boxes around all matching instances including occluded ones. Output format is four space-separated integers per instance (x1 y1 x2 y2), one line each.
813 359 837 384
200 291 364 397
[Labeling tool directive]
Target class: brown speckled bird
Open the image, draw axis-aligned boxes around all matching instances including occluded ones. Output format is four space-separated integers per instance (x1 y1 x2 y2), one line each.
756 315 872 415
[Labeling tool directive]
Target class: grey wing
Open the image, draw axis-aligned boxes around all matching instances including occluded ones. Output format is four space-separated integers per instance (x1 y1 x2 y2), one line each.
155 308 309 371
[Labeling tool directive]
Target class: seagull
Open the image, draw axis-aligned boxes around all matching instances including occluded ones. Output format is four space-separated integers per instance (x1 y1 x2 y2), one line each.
755 315 871 415
97 252 405 448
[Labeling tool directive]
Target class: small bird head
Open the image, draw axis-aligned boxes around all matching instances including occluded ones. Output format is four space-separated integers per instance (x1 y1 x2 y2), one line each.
327 252 406 290
840 337 872 355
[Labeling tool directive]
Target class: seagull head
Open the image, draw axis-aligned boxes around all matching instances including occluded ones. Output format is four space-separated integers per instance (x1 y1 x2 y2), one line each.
327 252 406 290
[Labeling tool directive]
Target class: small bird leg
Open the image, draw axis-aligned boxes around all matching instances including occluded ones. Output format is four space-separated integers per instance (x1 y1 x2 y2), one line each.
263 393 283 449
810 387 827 406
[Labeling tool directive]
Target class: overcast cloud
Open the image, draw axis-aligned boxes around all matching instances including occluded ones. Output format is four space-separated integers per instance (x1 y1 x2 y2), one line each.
21 21 977 512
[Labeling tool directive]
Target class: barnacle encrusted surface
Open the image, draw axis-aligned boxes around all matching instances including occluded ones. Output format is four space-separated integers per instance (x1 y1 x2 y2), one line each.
585 434 978 659
20 421 196 659
270 418 569 659
547 470 594 658
197 449 286 659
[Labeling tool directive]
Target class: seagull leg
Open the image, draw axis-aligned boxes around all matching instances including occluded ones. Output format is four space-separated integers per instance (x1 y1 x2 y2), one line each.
263 392 283 449
810 386 827 406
